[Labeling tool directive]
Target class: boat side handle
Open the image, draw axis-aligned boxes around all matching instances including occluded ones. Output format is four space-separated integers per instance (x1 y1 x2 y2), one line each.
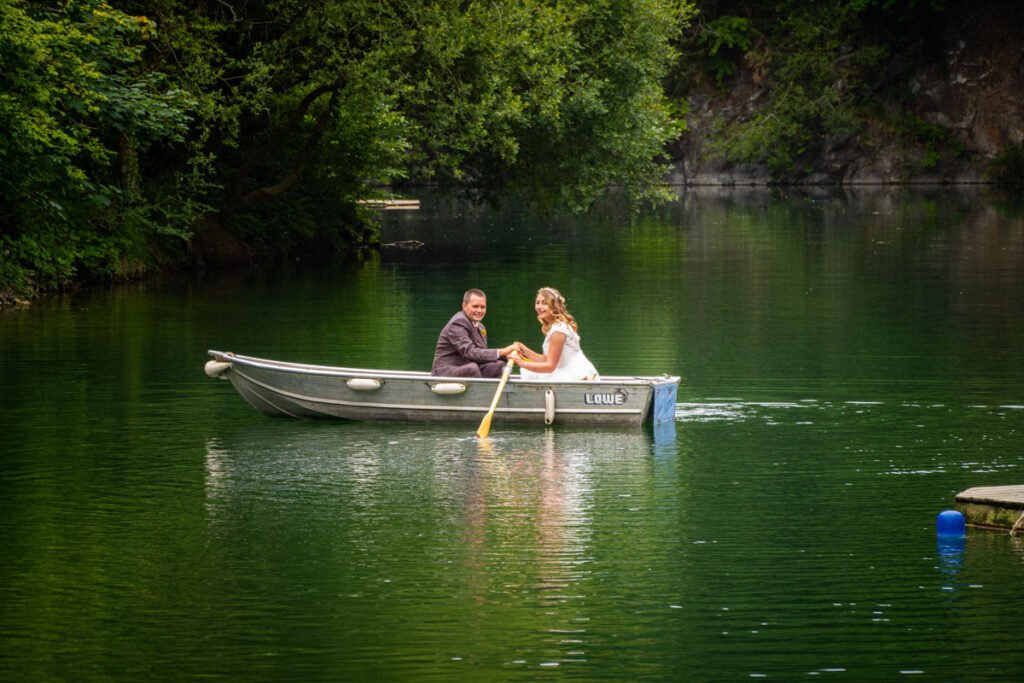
346 378 383 391
430 382 467 395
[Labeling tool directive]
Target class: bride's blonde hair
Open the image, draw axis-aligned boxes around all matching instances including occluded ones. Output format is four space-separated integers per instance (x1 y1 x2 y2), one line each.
537 286 578 334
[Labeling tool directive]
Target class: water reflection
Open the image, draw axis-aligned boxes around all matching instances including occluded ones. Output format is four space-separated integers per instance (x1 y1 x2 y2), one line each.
479 429 656 668
936 536 966 593
469 432 592 622
200 424 658 670
204 440 230 513
652 419 677 453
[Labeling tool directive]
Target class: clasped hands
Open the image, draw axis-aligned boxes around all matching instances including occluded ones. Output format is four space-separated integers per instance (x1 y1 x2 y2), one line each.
500 342 531 363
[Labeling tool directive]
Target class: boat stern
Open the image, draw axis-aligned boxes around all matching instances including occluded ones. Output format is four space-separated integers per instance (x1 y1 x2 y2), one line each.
652 376 679 425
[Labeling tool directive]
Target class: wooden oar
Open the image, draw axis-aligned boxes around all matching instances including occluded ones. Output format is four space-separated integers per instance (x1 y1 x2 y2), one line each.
476 357 515 439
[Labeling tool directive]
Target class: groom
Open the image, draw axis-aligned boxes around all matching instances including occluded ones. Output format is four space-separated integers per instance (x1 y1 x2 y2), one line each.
432 289 516 378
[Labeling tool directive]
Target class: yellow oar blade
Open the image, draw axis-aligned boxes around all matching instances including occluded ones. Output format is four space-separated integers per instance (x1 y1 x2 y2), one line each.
475 358 515 440
475 413 494 439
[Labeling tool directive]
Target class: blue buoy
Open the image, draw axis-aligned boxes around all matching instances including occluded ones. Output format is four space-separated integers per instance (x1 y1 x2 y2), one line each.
936 510 966 538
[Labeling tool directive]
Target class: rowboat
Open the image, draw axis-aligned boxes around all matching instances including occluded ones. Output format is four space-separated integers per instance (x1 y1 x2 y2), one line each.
205 350 679 427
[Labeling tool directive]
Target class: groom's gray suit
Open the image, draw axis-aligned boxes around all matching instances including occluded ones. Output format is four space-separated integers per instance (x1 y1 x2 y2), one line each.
431 311 506 378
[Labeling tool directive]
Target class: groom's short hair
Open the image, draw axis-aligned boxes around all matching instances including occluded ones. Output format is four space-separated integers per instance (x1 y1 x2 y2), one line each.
463 288 486 304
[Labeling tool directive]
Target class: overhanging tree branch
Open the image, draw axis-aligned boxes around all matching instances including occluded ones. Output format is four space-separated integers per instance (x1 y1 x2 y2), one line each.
221 80 341 217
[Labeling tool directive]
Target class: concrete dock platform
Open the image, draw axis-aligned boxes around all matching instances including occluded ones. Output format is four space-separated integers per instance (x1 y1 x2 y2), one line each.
954 485 1024 531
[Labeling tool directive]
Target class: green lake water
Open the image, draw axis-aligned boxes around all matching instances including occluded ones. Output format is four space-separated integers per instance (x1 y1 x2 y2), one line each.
2 187 1023 680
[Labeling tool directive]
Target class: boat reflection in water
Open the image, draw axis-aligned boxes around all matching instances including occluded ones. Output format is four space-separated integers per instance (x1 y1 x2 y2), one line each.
199 420 675 671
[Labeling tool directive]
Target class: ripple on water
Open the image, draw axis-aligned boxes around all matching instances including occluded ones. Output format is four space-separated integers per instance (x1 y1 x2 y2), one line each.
677 399 830 424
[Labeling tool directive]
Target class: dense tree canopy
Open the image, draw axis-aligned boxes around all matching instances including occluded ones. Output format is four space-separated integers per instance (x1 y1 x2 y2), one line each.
1 0 695 299
7 0 1008 303
1 0 192 292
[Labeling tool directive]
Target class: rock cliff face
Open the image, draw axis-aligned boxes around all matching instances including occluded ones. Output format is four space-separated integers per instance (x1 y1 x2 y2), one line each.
671 1 1024 185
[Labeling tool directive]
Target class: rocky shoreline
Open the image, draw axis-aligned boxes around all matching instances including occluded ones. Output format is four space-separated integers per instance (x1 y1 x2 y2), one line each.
670 2 1021 187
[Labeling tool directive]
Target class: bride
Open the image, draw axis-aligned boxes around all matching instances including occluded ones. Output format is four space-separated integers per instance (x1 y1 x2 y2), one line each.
515 287 599 381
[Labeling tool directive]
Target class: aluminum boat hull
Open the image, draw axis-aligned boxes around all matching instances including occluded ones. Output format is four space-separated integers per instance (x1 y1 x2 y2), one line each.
206 351 678 427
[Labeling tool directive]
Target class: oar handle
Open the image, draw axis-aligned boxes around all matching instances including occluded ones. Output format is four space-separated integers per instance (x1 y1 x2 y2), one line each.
476 357 515 439
487 358 515 409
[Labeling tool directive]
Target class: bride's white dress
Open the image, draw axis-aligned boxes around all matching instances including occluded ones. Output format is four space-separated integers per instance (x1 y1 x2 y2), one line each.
519 321 599 381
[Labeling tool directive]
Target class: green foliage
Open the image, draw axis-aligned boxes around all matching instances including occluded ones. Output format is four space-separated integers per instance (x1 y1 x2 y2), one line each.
989 143 1024 186
403 0 696 209
0 0 194 298
699 15 754 85
891 112 963 170
702 1 923 177
137 0 696 222
2 0 695 299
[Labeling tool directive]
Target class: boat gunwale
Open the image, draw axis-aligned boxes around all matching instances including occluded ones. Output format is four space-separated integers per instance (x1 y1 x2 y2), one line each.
209 350 679 386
